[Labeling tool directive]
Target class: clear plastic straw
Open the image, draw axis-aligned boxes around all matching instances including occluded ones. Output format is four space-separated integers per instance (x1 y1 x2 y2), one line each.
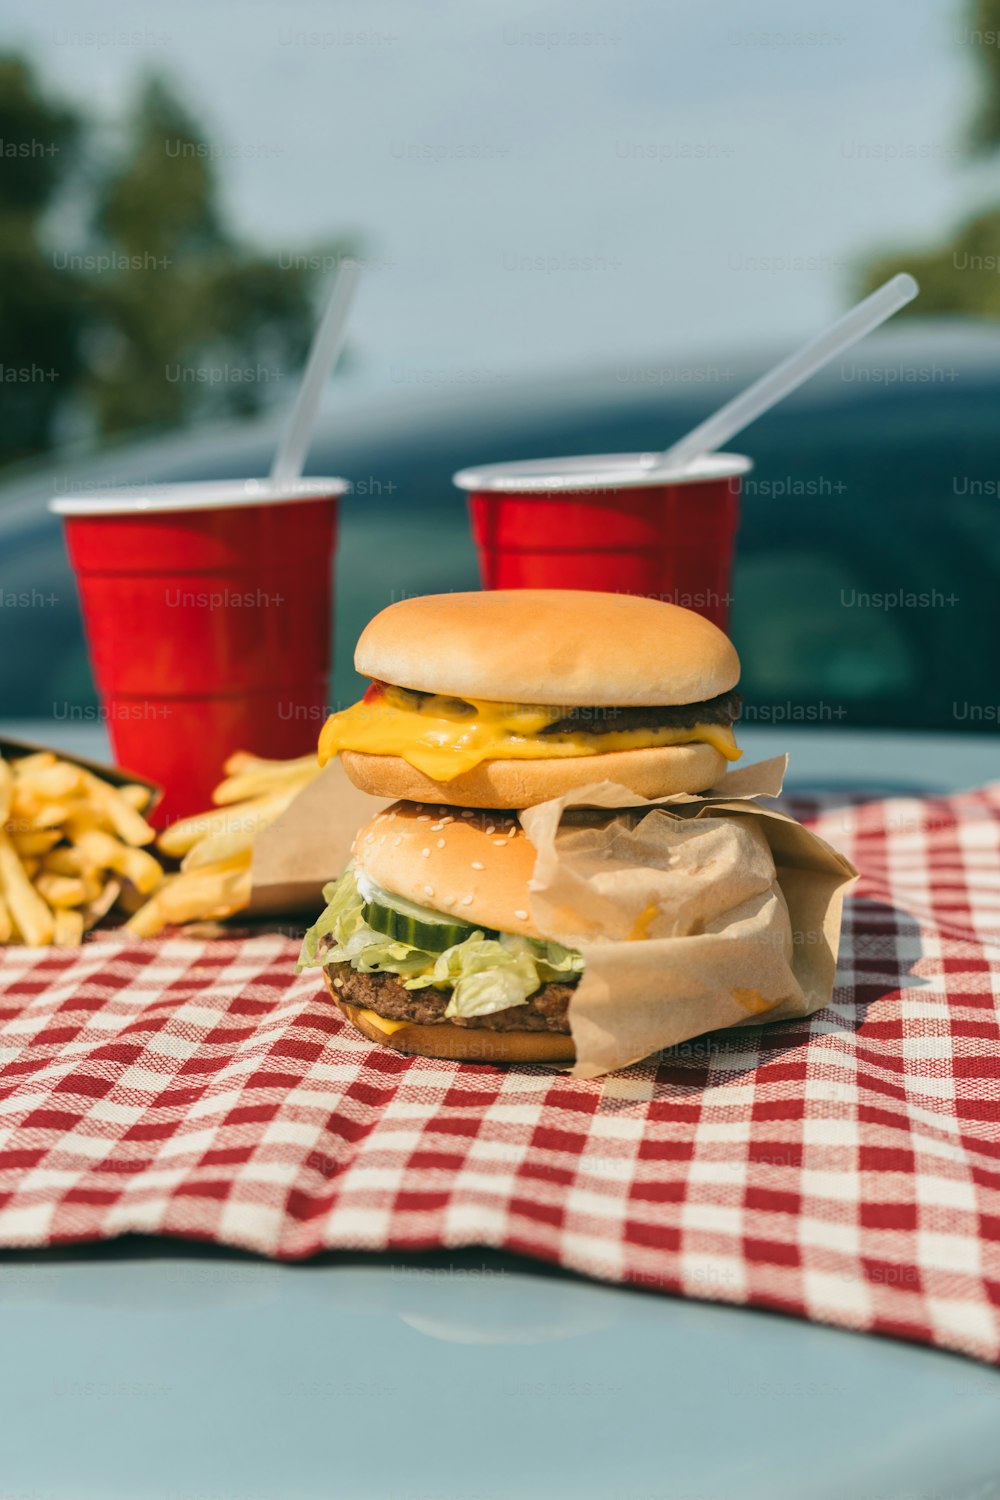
270 258 362 486
650 272 919 472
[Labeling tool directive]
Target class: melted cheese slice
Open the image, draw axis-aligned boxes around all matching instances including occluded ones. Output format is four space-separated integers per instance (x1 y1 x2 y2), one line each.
319 685 740 782
356 1007 409 1036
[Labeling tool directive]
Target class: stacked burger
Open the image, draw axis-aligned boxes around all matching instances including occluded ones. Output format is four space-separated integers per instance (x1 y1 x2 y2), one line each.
299 590 743 1064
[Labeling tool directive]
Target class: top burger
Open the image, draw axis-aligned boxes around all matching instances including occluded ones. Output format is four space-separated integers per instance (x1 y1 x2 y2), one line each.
319 589 742 808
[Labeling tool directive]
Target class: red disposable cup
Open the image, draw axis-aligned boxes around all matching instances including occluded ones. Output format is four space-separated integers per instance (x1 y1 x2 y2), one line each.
454 452 751 630
50 479 346 825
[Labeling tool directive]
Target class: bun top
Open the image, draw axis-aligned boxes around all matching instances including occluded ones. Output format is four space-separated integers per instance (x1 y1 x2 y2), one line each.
352 801 540 939
355 590 739 707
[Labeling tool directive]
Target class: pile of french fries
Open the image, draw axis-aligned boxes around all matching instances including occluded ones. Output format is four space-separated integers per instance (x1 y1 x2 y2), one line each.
0 749 320 947
124 751 319 938
0 751 160 947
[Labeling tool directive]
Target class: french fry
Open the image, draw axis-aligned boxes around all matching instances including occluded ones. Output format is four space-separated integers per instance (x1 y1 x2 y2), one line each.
157 788 297 858
119 873 181 936
78 770 156 847
222 750 315 776
122 894 168 938
0 756 12 822
53 909 84 947
11 794 77 831
0 893 13 943
11 829 63 858
180 826 256 872
10 752 56 775
124 864 250 937
62 806 113 841
33 873 89 909
212 756 316 806
16 762 84 800
162 865 251 922
79 878 121 932
0 828 55 946
73 829 163 894
118 784 152 811
40 846 98 879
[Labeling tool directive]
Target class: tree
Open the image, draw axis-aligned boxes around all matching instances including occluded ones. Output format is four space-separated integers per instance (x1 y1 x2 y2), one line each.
82 78 348 434
859 1 1000 313
0 59 357 466
0 57 83 461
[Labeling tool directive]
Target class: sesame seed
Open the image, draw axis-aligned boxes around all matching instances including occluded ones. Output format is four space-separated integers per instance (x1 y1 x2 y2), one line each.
486 825 495 835
493 838 507 846
333 977 343 988
393 837 402 846
415 803 424 811
471 860 484 870
460 895 473 906
461 810 474 819
424 885 434 897
421 848 430 857
364 833 375 843
378 835 387 845
515 909 529 920
430 821 445 831
437 838 446 848
417 815 431 823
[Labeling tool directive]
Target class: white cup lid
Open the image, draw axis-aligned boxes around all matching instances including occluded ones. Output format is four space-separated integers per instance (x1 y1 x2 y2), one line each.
49 477 348 517
453 451 752 493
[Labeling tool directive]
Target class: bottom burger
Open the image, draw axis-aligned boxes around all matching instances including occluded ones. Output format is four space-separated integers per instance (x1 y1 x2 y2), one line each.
298 800 583 1063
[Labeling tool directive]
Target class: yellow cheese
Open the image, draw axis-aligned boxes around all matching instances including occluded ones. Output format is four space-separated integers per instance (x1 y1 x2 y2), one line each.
356 1007 410 1036
319 686 740 781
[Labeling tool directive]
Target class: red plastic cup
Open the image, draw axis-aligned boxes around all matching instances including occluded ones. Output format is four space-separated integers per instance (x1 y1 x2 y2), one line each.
51 479 346 824
454 452 751 629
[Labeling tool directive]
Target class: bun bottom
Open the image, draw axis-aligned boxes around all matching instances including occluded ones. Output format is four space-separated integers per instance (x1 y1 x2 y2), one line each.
329 987 575 1065
340 742 728 810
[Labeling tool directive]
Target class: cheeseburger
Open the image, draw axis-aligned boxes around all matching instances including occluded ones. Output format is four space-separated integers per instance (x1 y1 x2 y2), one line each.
319 590 742 808
300 800 583 1063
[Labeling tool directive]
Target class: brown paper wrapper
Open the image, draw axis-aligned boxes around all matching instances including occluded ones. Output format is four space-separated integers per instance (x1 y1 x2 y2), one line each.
248 760 391 916
250 755 857 1080
519 757 858 1079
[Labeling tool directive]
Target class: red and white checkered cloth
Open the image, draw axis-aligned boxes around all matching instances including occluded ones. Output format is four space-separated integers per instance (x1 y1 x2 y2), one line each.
1 783 999 1364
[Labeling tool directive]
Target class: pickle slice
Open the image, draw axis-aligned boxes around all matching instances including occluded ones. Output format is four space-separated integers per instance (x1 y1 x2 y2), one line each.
362 898 480 952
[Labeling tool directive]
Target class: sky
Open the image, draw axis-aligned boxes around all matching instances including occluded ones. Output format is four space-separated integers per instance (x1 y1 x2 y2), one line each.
4 0 990 393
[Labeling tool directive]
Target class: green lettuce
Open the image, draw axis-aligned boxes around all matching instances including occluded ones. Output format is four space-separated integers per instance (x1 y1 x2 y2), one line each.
298 867 584 1019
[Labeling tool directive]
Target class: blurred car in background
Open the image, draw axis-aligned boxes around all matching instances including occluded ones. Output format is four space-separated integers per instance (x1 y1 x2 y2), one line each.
1 321 998 737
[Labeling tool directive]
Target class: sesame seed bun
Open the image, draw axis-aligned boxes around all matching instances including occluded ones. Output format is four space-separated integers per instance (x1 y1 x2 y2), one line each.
341 740 728 810
352 801 540 938
329 986 576 1065
355 590 739 708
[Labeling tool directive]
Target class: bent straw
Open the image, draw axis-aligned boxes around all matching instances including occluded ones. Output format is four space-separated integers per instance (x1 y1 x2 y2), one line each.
270 258 362 485
650 272 919 473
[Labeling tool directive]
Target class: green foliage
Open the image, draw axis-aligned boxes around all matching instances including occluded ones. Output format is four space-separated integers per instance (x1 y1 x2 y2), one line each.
858 2 1000 315
966 0 1000 151
860 207 1000 315
0 57 84 461
0 58 356 466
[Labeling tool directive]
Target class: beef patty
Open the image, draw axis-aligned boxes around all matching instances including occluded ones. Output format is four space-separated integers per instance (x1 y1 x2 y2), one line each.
541 690 742 736
394 684 742 736
327 962 573 1033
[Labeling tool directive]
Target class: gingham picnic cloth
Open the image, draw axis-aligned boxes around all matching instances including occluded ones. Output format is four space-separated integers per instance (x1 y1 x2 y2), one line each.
1 783 999 1365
